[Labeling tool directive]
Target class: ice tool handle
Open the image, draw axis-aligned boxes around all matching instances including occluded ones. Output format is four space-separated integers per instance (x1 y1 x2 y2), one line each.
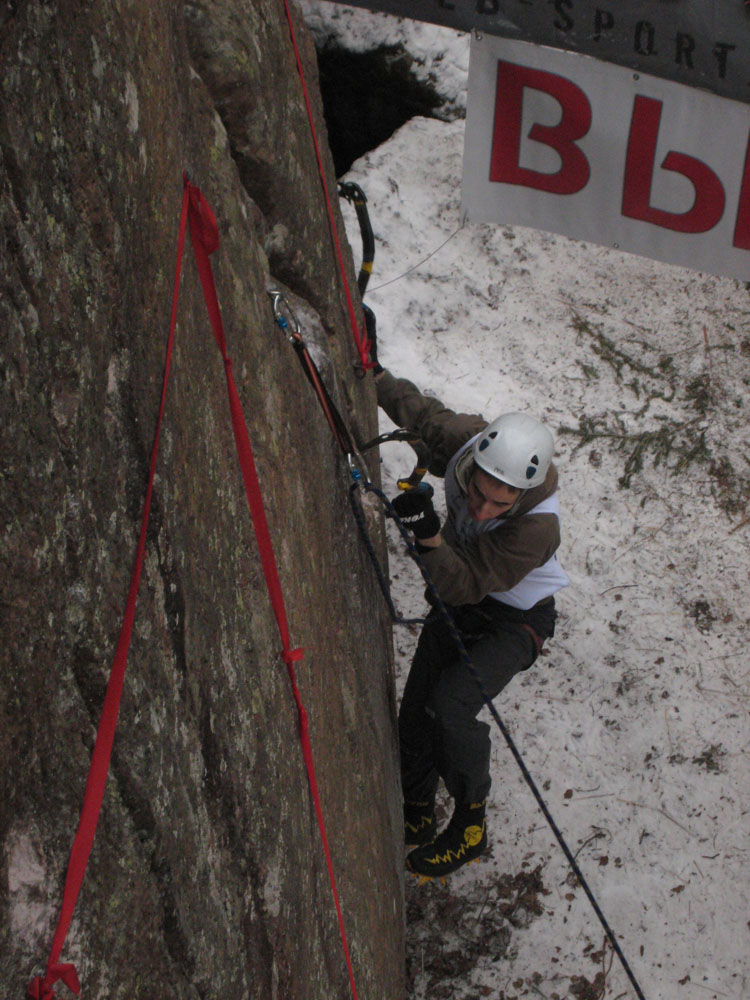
361 430 432 493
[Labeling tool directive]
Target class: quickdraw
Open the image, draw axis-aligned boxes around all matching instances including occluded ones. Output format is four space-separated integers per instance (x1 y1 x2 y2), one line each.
268 289 430 494
268 286 430 625
268 290 362 467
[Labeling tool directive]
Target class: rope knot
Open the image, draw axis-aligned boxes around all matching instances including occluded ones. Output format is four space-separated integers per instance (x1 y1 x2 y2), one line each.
282 646 304 666
27 965 81 1000
26 978 52 1000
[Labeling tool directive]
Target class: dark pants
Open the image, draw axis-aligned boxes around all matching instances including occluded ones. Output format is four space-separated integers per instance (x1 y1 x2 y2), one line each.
398 599 553 810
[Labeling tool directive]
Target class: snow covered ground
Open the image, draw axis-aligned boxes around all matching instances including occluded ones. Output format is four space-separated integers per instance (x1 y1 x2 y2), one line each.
304 6 750 998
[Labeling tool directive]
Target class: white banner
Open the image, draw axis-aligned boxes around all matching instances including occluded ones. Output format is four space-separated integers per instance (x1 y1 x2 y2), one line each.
330 1 750 104
461 35 750 281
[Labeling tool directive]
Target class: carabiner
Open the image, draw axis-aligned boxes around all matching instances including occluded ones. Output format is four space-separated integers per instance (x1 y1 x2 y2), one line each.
347 451 371 487
267 289 301 340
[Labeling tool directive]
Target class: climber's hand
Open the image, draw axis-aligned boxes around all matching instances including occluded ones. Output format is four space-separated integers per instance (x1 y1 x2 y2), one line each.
391 486 440 541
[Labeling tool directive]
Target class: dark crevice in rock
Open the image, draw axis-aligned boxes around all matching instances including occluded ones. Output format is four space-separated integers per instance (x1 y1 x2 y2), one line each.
197 687 240 845
70 643 108 748
154 523 188 685
112 779 185 969
241 848 277 995
151 851 197 978
314 43 444 176
0 158 35 307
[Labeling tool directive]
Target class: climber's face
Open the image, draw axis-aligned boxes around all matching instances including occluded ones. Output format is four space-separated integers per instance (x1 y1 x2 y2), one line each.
467 468 521 521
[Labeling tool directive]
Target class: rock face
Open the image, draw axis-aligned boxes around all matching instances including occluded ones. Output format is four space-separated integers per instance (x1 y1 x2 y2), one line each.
0 2 403 998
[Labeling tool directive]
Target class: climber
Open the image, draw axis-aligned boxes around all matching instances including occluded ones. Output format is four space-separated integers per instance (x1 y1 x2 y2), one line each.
369 333 569 879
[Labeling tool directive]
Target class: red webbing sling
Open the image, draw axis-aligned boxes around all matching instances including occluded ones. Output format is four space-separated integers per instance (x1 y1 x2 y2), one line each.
25 179 359 1000
184 178 359 1000
25 186 190 1000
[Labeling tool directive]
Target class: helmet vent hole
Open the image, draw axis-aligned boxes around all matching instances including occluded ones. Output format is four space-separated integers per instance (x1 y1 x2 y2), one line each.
478 439 490 452
530 455 539 465
526 466 536 480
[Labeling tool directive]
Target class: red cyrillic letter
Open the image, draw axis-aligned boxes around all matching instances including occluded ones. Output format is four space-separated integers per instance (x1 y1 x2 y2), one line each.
622 95 725 234
732 131 750 251
490 60 591 195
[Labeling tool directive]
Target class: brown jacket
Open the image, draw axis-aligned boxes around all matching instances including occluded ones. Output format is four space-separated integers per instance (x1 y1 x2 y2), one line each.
376 371 562 608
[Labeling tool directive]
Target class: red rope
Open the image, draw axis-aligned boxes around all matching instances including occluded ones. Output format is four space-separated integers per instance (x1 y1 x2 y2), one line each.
185 178 360 1000
25 185 190 1000
281 0 373 371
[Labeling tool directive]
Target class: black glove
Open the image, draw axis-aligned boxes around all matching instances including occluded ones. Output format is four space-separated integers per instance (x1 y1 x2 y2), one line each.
391 486 441 540
363 304 383 374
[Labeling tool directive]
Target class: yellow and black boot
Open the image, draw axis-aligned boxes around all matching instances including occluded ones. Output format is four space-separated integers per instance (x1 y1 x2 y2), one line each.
404 800 436 846
406 801 487 878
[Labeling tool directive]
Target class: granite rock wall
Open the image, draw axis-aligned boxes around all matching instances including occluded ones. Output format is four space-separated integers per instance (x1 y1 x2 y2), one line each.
0 2 403 997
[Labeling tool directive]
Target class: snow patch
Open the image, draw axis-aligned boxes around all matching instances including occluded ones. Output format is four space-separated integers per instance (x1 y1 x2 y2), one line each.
341 98 749 1000
6 829 54 951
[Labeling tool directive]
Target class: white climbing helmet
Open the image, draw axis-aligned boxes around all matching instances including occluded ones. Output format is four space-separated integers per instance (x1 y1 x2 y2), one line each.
473 413 555 490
